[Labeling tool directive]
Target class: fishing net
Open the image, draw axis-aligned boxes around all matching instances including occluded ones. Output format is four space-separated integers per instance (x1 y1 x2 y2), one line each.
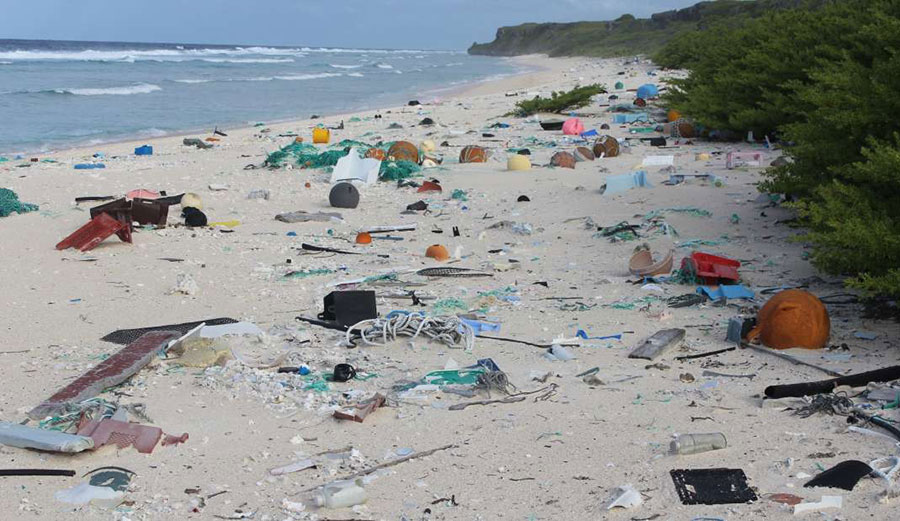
265 142 349 169
0 188 39 217
379 160 421 181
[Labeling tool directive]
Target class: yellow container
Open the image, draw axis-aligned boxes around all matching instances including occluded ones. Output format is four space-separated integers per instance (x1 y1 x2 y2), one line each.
507 154 531 171
312 127 330 144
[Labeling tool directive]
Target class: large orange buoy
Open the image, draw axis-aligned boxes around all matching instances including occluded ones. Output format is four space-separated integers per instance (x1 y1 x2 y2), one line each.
667 109 681 122
355 232 372 244
459 145 488 164
593 135 620 158
425 244 450 261
387 141 419 163
748 289 830 349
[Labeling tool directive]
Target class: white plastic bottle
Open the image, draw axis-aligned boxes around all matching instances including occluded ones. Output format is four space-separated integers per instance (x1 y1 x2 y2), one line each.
302 479 367 510
670 432 727 455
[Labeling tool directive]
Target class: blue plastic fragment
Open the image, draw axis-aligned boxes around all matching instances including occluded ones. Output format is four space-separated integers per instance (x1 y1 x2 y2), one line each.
697 284 755 301
576 329 623 341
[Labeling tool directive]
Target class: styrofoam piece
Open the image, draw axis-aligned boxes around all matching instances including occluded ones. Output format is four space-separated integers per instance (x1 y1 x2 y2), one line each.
55 483 124 508
642 155 674 167
0 421 94 453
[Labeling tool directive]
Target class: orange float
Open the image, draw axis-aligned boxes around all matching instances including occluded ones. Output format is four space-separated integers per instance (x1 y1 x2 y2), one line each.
747 289 830 349
459 145 488 163
425 244 450 261
387 141 419 163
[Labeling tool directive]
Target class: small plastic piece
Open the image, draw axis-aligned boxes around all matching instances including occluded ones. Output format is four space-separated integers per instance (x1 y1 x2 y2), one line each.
793 495 842 515
607 484 643 509
301 479 367 510
804 460 873 491
682 252 741 284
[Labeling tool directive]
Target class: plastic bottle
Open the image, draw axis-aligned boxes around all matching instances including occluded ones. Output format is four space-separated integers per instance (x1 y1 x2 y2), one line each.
669 433 727 455
301 479 367 510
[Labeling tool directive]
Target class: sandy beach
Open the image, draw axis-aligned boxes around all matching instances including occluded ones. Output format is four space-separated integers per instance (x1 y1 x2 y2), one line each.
1 54 899 520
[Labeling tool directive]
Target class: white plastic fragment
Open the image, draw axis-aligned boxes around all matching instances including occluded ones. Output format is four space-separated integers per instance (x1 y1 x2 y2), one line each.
793 495 842 515
0 422 94 453
607 483 643 509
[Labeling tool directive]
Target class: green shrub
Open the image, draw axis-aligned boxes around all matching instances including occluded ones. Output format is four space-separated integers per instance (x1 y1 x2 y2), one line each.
658 0 900 296
508 84 606 117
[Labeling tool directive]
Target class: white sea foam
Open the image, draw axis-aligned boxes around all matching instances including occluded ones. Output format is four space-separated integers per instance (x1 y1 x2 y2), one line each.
347 72 364 78
330 64 363 69
0 46 451 62
273 73 342 81
201 58 294 64
174 79 212 84
375 63 393 69
56 83 162 96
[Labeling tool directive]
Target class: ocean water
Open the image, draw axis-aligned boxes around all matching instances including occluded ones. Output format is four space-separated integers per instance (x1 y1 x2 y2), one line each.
0 39 519 154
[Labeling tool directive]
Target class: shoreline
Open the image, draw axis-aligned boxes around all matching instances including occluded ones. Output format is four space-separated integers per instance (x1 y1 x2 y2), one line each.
5 55 563 159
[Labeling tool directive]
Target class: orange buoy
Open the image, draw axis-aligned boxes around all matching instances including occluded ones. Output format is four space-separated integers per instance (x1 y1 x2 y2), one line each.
667 109 681 122
387 141 419 163
459 145 488 164
593 135 620 158
355 232 372 244
425 244 450 261
748 289 830 349
365 148 386 161
550 151 576 169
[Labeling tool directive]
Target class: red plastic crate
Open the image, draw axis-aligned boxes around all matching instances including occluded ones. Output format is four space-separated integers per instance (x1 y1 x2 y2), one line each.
681 251 741 284
56 212 127 252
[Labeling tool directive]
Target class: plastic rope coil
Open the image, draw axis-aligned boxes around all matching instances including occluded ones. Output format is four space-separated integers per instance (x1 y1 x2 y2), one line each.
348 312 475 349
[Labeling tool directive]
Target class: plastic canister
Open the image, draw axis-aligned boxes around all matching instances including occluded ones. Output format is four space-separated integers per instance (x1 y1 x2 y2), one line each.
669 433 727 455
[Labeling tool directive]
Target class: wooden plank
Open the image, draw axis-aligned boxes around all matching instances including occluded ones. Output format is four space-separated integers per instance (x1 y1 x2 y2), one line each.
628 328 686 360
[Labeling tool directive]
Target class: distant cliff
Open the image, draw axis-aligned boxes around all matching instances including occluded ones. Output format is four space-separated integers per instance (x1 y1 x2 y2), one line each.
468 0 830 57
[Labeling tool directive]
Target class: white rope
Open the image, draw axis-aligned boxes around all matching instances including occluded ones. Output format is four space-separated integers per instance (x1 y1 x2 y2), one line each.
347 312 475 350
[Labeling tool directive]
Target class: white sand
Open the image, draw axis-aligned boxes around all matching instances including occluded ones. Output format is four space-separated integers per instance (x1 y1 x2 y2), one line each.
1 55 898 520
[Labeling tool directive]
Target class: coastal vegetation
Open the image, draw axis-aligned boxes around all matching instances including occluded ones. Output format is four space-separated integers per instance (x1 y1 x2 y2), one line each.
660 0 900 297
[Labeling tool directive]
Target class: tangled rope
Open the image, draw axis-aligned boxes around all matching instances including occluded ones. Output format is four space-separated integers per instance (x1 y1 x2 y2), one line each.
348 312 475 349
795 393 854 418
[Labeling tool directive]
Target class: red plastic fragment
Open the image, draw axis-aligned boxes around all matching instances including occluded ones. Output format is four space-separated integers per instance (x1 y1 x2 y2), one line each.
77 418 162 454
162 432 190 446
56 212 128 252
28 330 179 420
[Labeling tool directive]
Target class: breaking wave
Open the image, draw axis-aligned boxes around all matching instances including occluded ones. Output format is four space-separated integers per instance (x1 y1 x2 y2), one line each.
55 83 162 96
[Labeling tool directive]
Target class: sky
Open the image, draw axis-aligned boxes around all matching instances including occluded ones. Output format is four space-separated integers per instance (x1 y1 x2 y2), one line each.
4 0 700 50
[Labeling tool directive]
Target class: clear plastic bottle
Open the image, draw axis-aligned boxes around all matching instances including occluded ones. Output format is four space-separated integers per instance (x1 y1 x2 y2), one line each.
300 479 367 510
669 432 727 455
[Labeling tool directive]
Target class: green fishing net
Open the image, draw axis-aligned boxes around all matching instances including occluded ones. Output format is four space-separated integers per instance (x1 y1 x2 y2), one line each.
379 160 421 181
265 142 349 168
0 188 39 217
